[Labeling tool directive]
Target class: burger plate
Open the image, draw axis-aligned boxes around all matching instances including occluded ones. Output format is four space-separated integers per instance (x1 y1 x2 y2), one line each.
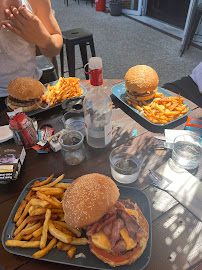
2 177 152 270
6 80 87 117
111 83 191 126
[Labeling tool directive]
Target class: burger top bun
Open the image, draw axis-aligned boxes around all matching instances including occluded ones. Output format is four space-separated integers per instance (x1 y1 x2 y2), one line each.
7 77 45 100
63 173 120 228
125 65 159 94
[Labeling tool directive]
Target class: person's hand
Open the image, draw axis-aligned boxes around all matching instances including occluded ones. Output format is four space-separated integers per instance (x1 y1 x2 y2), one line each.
3 5 51 49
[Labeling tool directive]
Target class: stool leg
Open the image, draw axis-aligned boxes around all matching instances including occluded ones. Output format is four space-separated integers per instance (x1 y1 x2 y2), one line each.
89 38 96 57
79 43 89 80
187 9 200 49
66 43 76 77
60 45 64 77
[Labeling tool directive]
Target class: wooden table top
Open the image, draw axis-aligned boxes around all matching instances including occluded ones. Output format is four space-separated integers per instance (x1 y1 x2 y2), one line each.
0 79 201 270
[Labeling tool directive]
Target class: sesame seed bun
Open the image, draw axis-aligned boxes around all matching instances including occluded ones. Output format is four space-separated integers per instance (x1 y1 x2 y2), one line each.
125 65 159 102
7 77 45 100
7 77 45 112
63 173 120 228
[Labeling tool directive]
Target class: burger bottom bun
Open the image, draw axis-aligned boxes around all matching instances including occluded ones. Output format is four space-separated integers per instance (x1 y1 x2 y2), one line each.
90 202 149 267
126 88 157 101
7 99 41 113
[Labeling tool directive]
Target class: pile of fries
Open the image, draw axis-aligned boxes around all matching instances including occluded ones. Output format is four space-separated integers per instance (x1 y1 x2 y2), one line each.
42 77 83 107
126 93 189 124
5 174 88 259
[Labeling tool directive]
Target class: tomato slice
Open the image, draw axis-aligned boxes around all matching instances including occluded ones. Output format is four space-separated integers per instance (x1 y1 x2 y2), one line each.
90 241 141 263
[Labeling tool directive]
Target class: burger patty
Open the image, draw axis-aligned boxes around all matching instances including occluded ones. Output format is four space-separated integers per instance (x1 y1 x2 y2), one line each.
8 96 40 107
86 200 148 255
126 89 155 98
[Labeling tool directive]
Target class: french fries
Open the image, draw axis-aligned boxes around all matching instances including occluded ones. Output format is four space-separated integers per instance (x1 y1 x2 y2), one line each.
67 246 77 259
42 77 83 107
5 240 40 248
57 241 72 251
5 174 88 260
126 93 190 124
13 200 27 222
33 238 57 259
40 209 51 249
49 222 72 244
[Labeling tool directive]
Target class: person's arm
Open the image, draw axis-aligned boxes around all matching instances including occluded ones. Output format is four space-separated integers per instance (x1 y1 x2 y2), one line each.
2 0 63 58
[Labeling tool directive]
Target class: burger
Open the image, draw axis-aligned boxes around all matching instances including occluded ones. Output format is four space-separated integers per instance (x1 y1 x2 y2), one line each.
7 77 45 112
63 173 149 267
125 65 159 101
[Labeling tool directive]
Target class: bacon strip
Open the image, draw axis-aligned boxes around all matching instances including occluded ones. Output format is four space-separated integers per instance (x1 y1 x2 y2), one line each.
87 200 148 255
117 209 147 239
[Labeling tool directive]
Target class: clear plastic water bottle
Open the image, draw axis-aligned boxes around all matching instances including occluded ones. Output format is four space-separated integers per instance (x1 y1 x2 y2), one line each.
83 57 112 148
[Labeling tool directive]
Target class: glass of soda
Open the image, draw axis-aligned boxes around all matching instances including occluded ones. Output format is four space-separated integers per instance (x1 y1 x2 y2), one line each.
109 146 143 184
172 134 201 170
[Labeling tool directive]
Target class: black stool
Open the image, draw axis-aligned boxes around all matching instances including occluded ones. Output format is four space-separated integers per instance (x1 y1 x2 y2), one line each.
60 28 96 79
37 55 58 84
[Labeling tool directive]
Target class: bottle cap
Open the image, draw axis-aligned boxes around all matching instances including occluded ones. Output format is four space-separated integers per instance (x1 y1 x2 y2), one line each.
89 57 102 70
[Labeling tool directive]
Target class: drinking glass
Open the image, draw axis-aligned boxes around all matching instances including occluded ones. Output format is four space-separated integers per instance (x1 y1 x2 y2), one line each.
172 134 202 170
59 130 85 165
109 146 143 184
61 112 85 136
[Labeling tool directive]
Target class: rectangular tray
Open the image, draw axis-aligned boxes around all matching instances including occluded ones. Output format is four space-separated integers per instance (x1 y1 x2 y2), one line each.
6 81 87 117
2 178 152 270
111 82 191 126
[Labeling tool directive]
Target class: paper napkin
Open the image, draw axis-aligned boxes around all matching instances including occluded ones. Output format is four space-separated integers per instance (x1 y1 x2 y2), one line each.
156 158 202 221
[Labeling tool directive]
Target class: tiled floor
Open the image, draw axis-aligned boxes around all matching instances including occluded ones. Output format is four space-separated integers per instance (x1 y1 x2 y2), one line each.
126 14 201 47
52 0 202 87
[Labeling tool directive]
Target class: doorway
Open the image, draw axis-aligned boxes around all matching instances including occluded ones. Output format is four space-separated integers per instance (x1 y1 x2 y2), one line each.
146 0 190 29
122 0 143 15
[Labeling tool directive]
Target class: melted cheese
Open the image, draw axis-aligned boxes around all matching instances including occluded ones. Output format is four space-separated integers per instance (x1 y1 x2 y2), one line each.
120 227 137 250
125 208 139 224
91 231 112 252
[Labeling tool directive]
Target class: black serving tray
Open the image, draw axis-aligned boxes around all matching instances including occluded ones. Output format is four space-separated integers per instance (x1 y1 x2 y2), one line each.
2 178 152 270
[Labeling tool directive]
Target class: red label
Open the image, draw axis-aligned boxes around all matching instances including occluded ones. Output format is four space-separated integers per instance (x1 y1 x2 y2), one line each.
90 68 103 86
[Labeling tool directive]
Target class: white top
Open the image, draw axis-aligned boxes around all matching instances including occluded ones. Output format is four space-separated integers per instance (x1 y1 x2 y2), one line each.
190 61 202 94
0 0 42 97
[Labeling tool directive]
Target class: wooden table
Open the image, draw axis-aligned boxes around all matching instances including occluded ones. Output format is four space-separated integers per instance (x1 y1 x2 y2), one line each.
0 79 201 270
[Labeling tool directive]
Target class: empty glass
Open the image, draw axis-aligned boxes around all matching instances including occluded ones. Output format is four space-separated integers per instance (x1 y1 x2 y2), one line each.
109 146 143 184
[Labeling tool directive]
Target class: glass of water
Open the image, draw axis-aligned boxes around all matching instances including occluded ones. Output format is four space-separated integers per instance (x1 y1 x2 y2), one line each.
172 134 202 170
109 146 143 184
